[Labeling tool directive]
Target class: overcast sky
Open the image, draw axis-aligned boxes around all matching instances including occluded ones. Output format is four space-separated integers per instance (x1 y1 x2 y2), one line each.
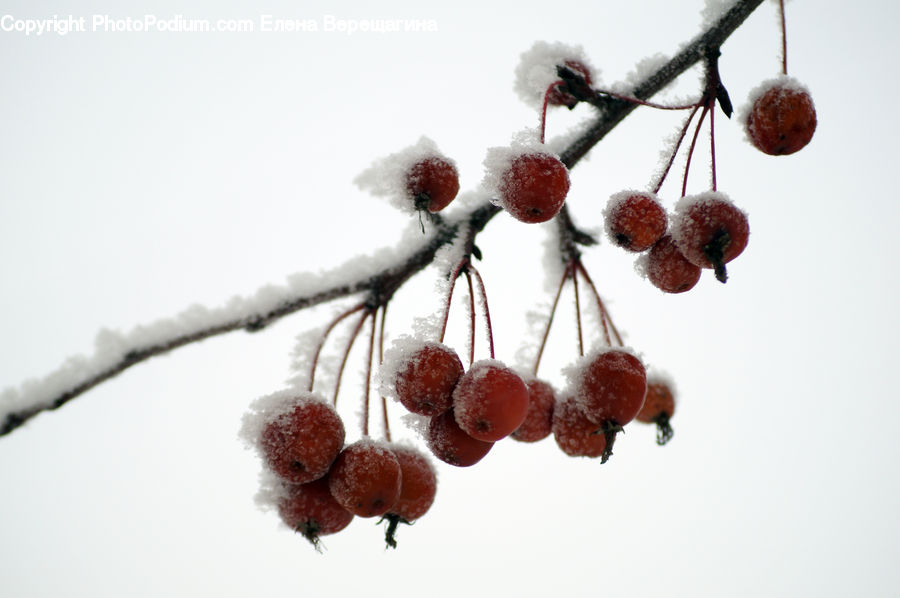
2 1 898 597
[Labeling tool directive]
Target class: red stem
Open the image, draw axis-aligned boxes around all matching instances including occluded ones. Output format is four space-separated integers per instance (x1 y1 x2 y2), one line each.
308 302 367 392
652 103 702 195
438 260 467 343
779 0 788 75
681 104 710 198
469 264 495 360
572 262 585 357
574 261 624 346
532 266 570 377
540 85 555 144
332 310 371 408
378 305 391 442
464 269 476 366
361 310 377 437
709 97 718 191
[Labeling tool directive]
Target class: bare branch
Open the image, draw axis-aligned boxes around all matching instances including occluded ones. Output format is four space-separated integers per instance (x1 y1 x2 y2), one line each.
0 0 765 438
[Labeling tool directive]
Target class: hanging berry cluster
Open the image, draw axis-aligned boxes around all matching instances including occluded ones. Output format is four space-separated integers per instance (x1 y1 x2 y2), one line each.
240 0 815 551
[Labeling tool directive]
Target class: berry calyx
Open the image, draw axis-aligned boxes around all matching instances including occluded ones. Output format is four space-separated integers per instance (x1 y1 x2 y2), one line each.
277 477 354 550
636 380 676 445
498 152 570 224
452 361 530 442
573 348 647 428
746 80 816 156
381 445 438 548
604 191 668 252
646 234 701 293
673 193 749 283
426 409 493 467
260 395 345 485
405 156 460 213
551 395 608 459
393 342 464 416
511 378 556 443
547 60 593 108
327 440 402 518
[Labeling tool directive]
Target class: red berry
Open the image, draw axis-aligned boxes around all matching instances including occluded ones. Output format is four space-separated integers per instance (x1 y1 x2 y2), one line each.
605 191 668 252
405 156 460 213
746 81 816 156
547 60 593 107
511 378 556 443
636 379 676 445
277 477 354 547
260 395 345 484
673 193 749 283
328 440 402 518
498 153 570 223
393 342 464 416
426 409 493 467
387 445 437 522
646 234 701 293
552 395 607 458
452 361 530 442
573 349 647 427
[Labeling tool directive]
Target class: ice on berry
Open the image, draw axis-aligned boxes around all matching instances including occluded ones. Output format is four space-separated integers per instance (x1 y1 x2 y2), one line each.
238 388 330 453
354 136 458 214
514 41 596 108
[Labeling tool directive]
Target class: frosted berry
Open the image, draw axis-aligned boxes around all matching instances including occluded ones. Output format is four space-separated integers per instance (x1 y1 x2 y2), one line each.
277 477 354 549
260 395 345 484
746 82 816 155
498 153 570 223
636 380 676 445
511 378 556 443
646 234 701 294
574 349 647 427
406 156 460 213
427 409 493 467
393 342 464 416
452 361 530 442
605 191 668 252
548 60 593 107
552 395 607 459
382 445 438 548
673 193 749 283
328 440 402 518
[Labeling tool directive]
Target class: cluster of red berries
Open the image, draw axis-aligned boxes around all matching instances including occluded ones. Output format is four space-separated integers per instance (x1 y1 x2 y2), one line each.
604 190 750 292
251 392 437 549
389 340 676 466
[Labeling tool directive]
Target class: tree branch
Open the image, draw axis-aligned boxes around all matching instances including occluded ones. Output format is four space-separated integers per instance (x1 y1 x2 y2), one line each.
0 0 765 438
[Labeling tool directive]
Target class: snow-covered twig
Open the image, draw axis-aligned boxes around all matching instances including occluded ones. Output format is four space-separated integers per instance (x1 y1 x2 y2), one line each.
0 0 764 438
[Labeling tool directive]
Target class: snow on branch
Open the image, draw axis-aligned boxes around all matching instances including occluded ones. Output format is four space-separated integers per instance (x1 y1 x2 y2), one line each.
0 0 764 438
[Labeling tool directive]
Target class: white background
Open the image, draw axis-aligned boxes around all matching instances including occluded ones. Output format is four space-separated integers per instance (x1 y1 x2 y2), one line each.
2 1 898 596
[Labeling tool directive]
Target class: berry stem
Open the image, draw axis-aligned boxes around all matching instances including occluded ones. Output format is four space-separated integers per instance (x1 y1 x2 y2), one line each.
332 309 372 408
709 96 718 191
361 309 377 437
469 264 496 360
779 0 788 75
652 103 702 195
571 262 585 357
574 260 624 346
532 266 570 377
681 104 710 198
308 302 367 392
438 259 468 344
378 305 391 442
464 268 477 366
540 85 555 144
593 88 700 111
